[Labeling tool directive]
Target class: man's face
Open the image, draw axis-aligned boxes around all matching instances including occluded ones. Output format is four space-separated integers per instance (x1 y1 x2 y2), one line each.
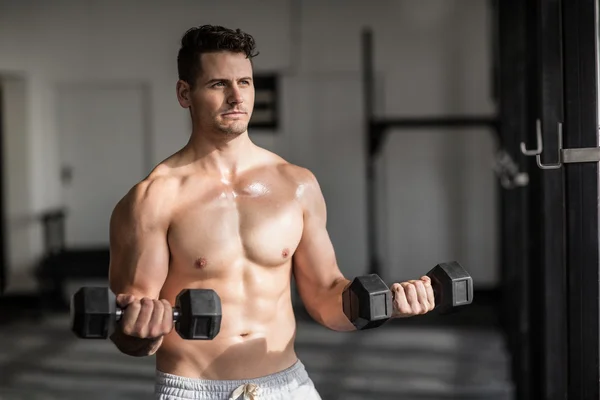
178 51 255 137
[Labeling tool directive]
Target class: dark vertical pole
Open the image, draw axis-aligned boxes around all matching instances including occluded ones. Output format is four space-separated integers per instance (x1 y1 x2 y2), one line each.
0 83 6 295
562 0 600 398
495 0 532 397
532 0 569 398
523 2 547 397
362 28 381 277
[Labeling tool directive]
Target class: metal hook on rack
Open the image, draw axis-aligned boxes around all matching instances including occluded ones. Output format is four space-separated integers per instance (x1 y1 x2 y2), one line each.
537 121 563 170
520 119 563 170
520 119 544 156
520 119 600 169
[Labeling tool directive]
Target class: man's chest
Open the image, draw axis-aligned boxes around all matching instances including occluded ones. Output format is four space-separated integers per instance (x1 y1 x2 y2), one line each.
167 178 305 269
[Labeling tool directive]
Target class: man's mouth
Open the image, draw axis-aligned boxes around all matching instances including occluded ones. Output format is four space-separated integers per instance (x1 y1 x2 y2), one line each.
222 111 246 116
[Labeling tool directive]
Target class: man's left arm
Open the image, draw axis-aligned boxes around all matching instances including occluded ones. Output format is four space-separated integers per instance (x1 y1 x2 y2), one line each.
292 170 436 332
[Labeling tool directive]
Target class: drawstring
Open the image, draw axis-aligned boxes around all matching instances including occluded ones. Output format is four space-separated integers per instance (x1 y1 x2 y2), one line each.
229 383 260 400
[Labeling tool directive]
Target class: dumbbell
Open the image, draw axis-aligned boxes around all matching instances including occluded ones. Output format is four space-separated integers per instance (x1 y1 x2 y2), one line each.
70 287 222 340
342 261 473 330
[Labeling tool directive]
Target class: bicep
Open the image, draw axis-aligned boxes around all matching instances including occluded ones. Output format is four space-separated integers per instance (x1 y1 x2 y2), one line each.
293 215 340 289
108 188 170 299
292 173 345 296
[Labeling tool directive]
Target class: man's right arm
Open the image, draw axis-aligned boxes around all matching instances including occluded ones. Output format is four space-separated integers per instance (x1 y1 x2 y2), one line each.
108 178 171 357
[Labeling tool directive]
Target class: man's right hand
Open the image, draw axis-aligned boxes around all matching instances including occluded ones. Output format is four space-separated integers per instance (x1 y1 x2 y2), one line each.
116 294 174 339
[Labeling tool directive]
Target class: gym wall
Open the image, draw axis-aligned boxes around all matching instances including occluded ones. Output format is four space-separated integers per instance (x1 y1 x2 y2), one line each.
0 0 497 293
0 76 32 293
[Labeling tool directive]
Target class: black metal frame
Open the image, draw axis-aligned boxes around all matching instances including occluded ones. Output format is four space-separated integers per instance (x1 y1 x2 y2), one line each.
494 0 533 398
361 28 499 278
562 0 600 398
530 0 569 398
522 1 548 397
0 84 5 295
497 0 600 397
362 30 380 277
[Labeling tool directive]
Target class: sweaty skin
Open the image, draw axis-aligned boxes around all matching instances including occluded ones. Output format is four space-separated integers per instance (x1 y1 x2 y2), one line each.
109 146 351 379
108 50 434 380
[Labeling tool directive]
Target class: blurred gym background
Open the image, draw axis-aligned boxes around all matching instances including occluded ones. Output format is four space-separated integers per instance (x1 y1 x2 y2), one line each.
0 0 597 399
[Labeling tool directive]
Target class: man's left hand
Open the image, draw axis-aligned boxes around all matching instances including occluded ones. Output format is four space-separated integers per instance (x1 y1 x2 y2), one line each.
390 276 435 318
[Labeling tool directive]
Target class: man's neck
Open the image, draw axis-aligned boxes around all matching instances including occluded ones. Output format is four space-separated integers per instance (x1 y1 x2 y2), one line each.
184 129 257 178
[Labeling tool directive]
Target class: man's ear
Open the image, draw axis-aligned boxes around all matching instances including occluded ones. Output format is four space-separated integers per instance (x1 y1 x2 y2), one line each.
176 80 192 108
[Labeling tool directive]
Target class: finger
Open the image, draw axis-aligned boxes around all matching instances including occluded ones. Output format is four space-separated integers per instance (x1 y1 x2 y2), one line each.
412 280 430 313
147 300 165 338
160 299 174 334
418 276 435 308
391 283 411 315
120 299 142 335
401 282 420 313
116 294 136 308
407 278 431 288
412 280 427 300
132 298 155 338
427 284 436 310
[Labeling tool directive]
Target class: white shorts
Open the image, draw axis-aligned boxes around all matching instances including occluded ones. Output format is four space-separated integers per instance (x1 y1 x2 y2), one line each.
154 359 322 400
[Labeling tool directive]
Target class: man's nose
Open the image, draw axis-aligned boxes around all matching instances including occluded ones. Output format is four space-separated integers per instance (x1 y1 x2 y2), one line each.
227 86 244 105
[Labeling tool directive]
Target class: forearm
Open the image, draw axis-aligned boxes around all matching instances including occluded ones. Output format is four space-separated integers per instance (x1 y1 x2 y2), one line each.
308 278 357 332
110 329 164 357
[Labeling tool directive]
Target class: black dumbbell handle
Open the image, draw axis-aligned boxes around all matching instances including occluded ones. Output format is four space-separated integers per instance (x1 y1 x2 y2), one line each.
114 306 181 322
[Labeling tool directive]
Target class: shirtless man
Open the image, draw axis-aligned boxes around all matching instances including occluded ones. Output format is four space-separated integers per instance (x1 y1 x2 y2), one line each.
108 25 435 400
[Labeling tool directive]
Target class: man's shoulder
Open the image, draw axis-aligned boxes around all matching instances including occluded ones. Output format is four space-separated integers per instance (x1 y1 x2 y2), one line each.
271 157 318 187
138 165 181 200
271 162 325 215
270 160 322 204
114 165 181 223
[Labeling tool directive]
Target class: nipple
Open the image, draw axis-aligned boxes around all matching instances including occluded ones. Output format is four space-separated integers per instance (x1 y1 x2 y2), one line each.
282 248 290 258
195 258 208 269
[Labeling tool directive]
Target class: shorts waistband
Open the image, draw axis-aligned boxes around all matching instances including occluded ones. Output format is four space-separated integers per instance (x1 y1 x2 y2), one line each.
155 359 309 398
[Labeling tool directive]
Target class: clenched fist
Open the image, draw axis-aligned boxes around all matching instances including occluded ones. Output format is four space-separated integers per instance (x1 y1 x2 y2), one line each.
116 295 175 339
390 276 436 318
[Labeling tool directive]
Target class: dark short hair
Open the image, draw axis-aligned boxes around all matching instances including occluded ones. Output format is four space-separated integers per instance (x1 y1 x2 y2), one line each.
177 25 259 88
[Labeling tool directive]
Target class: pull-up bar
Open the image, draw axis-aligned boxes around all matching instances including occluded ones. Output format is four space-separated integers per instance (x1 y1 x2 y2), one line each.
361 27 500 277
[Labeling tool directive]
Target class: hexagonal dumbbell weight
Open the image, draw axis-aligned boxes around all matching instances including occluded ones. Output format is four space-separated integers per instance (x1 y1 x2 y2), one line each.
70 287 222 340
342 261 473 330
342 274 393 330
428 261 474 314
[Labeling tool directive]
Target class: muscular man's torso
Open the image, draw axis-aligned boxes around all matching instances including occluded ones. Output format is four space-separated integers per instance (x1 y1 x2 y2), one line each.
154 151 306 379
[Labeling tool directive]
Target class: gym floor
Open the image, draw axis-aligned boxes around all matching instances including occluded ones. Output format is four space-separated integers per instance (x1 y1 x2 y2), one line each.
0 298 514 400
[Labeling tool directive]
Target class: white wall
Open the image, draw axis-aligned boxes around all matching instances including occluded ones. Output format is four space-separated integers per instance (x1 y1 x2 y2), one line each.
0 0 497 293
0 75 39 292
293 0 497 285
